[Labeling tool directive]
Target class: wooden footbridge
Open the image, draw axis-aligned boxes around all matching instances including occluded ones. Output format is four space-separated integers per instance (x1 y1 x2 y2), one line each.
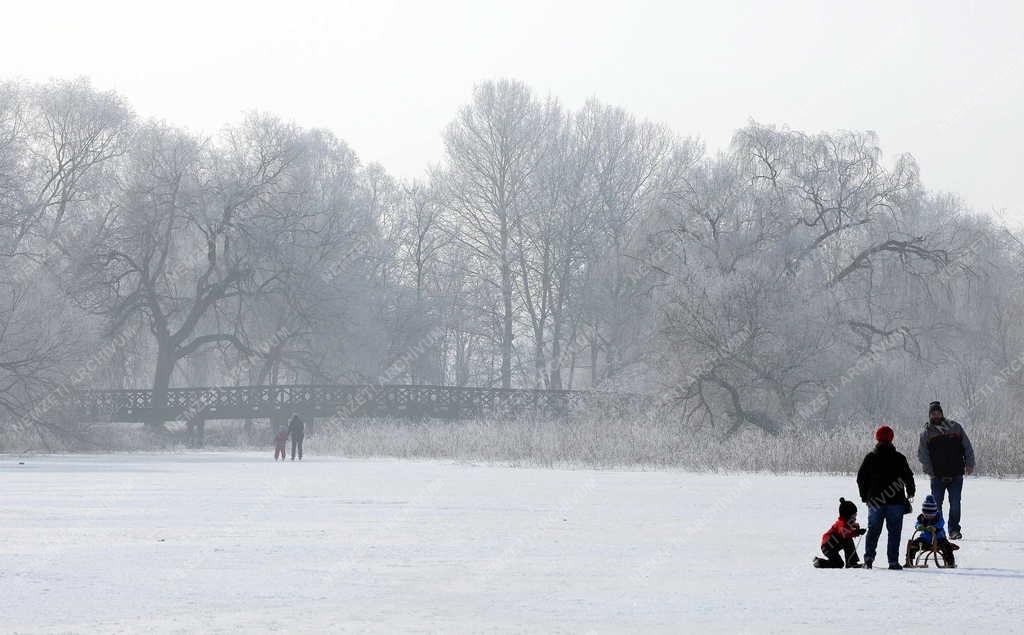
70 384 641 443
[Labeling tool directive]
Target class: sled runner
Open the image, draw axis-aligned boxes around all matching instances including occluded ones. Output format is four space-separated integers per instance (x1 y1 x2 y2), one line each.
904 528 959 568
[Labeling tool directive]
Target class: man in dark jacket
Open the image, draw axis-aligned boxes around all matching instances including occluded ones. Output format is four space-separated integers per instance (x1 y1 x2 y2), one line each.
857 425 916 570
288 414 305 461
917 401 974 539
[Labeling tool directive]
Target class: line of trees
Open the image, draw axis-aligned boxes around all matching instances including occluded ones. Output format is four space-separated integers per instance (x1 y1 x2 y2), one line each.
2 77 1022 440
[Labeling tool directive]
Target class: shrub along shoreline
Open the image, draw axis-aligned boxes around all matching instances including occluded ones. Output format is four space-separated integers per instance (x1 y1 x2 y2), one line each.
5 412 1020 477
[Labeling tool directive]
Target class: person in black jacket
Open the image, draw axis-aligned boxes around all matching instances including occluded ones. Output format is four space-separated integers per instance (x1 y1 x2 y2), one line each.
857 425 916 570
917 401 974 539
288 414 305 461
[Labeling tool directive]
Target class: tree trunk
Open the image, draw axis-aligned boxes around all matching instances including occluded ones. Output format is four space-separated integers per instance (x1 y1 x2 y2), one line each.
500 230 513 390
148 341 176 431
549 318 563 390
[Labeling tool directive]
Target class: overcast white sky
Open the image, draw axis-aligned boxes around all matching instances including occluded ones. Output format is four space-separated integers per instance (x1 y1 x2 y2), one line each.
3 0 1021 222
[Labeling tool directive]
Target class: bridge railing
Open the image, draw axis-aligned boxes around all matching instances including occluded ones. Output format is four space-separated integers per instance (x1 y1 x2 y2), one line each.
69 384 644 423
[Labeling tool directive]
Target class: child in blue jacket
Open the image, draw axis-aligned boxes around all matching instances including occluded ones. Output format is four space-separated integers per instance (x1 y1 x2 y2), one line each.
905 494 957 567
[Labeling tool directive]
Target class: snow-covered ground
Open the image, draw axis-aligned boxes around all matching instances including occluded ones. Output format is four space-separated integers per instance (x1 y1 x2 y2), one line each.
2 453 1022 633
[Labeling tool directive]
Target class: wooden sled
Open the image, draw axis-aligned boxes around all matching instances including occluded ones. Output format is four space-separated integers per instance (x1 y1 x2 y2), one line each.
904 528 959 568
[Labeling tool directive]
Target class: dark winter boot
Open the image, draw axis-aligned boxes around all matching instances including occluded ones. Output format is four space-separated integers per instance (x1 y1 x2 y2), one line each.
905 542 920 567
949 530 963 540
941 545 957 568
863 559 873 569
888 562 903 570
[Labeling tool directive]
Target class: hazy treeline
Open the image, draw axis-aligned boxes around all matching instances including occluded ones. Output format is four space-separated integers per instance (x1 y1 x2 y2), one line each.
2 77 1022 443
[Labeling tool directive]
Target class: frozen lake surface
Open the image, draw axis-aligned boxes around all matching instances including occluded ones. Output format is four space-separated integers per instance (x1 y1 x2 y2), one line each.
2 453 1022 633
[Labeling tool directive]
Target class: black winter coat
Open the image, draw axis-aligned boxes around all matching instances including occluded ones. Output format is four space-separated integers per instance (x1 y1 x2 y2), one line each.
288 416 304 437
918 418 975 477
857 442 916 508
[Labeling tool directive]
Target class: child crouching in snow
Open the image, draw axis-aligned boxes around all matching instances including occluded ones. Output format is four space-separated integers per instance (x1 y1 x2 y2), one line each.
906 494 957 567
274 428 289 461
814 498 866 568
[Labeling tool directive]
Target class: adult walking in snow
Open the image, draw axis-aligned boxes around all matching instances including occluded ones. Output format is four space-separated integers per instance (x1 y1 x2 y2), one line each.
288 414 305 461
857 425 916 570
917 401 975 540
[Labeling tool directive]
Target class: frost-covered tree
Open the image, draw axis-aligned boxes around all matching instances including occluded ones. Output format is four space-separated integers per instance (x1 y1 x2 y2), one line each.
654 123 1020 435
440 79 560 388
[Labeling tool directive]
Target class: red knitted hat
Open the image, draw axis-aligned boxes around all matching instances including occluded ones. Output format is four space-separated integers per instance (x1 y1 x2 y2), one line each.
875 425 894 443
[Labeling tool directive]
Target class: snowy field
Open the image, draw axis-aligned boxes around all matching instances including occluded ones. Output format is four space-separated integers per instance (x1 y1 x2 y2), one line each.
2 453 1023 633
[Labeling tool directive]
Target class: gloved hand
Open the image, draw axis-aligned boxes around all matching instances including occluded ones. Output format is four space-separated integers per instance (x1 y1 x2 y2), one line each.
856 528 867 536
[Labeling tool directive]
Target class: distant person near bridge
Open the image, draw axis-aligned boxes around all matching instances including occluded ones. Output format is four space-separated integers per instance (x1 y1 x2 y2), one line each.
273 426 289 461
288 414 305 461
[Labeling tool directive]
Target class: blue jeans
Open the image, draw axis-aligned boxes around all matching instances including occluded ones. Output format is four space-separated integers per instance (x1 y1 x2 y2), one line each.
865 504 904 565
931 476 964 533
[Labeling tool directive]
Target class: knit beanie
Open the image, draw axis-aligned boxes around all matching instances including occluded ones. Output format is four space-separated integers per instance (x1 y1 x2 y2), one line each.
929 401 943 416
922 495 939 515
875 425 895 443
839 497 857 520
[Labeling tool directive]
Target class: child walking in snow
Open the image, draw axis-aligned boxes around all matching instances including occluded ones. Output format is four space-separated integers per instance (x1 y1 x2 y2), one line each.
906 494 958 567
814 498 867 568
274 428 289 461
